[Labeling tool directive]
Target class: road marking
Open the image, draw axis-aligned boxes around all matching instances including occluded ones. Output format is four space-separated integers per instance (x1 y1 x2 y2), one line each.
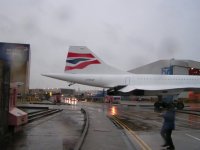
111 115 152 150
186 134 200 142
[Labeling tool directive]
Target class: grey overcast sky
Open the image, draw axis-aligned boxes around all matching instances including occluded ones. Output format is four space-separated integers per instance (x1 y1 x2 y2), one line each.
0 0 200 90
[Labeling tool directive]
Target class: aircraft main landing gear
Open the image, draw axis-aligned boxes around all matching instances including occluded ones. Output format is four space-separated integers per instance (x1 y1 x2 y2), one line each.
154 96 184 110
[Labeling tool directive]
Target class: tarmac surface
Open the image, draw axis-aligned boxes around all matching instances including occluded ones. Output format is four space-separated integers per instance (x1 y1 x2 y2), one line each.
4 104 84 150
81 103 136 150
3 101 200 150
80 101 200 150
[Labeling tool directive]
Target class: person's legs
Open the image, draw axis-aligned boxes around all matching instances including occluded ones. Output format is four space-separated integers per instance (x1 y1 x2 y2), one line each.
160 129 168 146
166 129 175 149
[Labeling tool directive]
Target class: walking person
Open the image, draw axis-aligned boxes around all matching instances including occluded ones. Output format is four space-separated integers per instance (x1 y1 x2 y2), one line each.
160 103 175 150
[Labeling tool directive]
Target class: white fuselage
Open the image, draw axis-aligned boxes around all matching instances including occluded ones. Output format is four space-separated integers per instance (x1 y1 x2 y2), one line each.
43 73 200 90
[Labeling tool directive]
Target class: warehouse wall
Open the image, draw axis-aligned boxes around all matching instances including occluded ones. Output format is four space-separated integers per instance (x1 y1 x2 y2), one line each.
0 42 30 94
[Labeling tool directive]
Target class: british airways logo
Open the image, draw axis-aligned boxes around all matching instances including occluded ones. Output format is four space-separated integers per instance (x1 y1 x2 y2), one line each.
65 52 101 71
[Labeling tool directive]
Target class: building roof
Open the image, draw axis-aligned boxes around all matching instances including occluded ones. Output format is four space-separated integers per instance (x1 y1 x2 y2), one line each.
128 59 200 73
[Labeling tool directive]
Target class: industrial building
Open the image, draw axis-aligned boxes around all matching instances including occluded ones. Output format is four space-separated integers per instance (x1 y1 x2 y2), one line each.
0 42 30 146
129 59 200 99
129 59 200 75
0 42 30 94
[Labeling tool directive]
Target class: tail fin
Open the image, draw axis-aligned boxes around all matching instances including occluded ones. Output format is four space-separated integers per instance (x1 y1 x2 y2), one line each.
65 46 128 74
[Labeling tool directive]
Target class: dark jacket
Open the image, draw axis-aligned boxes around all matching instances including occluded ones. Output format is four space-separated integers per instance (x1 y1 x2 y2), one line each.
162 110 175 130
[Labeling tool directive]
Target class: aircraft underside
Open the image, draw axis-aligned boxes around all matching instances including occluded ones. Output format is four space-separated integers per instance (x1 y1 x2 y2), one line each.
107 87 185 110
107 86 183 96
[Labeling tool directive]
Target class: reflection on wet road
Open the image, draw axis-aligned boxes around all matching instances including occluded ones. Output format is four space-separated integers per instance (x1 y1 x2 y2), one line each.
103 102 200 150
110 106 118 116
106 103 200 130
4 104 84 150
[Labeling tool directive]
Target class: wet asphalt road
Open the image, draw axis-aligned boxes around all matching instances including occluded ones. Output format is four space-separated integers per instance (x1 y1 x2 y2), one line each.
109 102 200 150
3 101 200 150
81 101 200 150
4 104 84 150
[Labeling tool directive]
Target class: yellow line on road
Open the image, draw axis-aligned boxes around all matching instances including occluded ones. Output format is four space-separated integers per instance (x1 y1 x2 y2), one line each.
112 115 152 150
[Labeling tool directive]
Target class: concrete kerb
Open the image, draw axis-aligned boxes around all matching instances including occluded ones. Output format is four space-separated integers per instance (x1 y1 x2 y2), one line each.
74 108 89 150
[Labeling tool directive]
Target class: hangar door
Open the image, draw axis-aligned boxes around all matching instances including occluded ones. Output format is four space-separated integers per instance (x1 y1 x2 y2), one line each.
173 66 188 75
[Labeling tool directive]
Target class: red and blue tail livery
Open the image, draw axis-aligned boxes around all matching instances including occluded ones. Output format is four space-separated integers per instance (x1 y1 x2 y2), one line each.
64 46 126 74
65 47 102 71
65 52 101 71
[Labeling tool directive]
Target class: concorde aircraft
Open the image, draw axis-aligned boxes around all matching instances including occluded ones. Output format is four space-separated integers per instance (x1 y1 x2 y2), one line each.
42 46 200 109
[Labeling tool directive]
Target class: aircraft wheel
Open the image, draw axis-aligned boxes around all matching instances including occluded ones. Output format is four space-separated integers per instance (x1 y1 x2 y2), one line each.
154 101 161 109
176 102 184 110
